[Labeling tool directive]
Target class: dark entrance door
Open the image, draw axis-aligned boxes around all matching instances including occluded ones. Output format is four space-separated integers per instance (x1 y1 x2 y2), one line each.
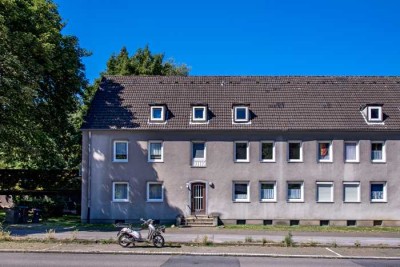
191 183 206 215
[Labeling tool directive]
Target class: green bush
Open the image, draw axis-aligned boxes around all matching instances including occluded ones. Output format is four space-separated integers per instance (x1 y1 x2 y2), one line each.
14 196 65 218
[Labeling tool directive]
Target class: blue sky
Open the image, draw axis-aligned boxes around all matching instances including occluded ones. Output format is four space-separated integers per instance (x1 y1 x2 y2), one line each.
55 0 400 83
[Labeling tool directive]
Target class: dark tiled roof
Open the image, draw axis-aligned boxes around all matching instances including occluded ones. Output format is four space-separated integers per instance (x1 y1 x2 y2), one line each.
82 76 400 131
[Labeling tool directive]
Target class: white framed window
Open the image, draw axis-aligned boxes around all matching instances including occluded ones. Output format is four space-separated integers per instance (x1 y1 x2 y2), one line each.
234 106 249 122
233 181 250 202
112 182 129 202
343 182 360 203
260 182 276 202
371 141 386 163
150 106 165 122
260 141 275 162
368 106 382 122
370 182 387 202
192 106 207 122
192 142 206 167
318 141 332 162
147 182 164 202
148 141 163 162
287 182 304 202
344 141 359 163
113 141 128 162
316 182 334 203
234 141 249 162
288 141 302 162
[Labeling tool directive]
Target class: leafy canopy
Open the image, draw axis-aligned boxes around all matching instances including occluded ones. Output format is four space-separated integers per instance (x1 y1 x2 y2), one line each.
0 0 88 169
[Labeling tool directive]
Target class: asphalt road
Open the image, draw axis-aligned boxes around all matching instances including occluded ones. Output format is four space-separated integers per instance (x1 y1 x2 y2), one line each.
1 253 400 267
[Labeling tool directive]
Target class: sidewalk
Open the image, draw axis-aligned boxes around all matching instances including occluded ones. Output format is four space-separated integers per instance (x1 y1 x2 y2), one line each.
7 225 400 247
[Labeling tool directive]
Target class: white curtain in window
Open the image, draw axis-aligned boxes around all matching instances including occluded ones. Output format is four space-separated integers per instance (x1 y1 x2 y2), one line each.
371 184 383 200
344 184 359 202
114 184 128 200
149 184 162 200
235 184 248 199
150 143 162 159
371 144 383 160
261 184 274 199
345 143 357 160
317 184 332 202
288 184 301 199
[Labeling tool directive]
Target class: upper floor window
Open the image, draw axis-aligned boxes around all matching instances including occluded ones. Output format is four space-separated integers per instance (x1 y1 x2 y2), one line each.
192 142 206 167
344 141 359 163
318 141 332 162
234 141 249 162
192 106 207 122
150 106 165 122
148 141 163 162
371 141 386 163
260 141 275 162
233 106 249 123
113 141 128 162
368 106 382 122
288 141 302 162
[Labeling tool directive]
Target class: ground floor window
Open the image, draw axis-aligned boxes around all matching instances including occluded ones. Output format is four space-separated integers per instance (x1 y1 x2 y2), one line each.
371 182 387 202
260 182 276 202
112 182 129 202
147 182 163 202
316 182 333 202
233 182 250 202
343 182 360 203
287 182 304 202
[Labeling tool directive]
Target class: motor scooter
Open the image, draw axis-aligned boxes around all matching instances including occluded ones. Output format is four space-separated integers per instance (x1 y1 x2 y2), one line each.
117 218 165 248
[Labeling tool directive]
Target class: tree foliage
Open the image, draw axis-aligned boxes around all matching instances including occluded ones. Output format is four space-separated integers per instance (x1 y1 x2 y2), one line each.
0 0 88 169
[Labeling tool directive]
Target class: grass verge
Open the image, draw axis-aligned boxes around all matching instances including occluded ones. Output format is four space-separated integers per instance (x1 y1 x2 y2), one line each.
224 224 400 233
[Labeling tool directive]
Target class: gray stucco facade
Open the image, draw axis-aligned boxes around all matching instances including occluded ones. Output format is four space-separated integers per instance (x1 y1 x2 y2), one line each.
81 129 400 225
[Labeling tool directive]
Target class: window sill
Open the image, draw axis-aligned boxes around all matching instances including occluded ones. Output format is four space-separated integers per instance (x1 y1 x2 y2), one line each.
288 160 303 163
113 160 128 163
287 200 304 203
345 160 360 163
371 161 386 164
260 160 276 163
343 201 361 203
318 160 333 163
233 200 250 203
260 200 277 203
112 200 129 203
234 160 250 163
148 160 164 163
316 201 334 203
147 200 164 203
370 200 387 203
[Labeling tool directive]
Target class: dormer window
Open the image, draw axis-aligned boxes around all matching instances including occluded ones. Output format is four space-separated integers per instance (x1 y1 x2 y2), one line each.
368 106 382 122
192 106 207 122
150 105 165 122
234 106 249 123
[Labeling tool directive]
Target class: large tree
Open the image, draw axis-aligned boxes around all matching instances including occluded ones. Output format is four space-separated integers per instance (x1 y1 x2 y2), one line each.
0 0 88 169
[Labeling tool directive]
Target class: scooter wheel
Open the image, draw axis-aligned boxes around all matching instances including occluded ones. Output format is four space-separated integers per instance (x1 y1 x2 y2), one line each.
118 233 131 247
153 234 165 248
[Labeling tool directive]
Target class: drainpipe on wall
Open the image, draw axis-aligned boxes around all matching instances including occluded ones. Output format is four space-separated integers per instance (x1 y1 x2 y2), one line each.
87 131 92 223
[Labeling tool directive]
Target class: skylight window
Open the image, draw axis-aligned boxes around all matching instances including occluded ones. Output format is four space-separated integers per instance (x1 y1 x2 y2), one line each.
150 106 165 122
192 106 207 122
234 106 249 122
368 106 382 122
